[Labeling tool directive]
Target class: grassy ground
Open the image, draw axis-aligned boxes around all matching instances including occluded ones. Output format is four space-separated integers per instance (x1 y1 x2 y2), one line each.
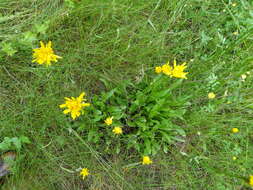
1 0 253 189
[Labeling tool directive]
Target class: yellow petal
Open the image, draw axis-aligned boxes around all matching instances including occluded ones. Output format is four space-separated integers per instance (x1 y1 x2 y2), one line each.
78 92 85 100
63 109 71 114
155 66 162 73
47 41 52 48
71 112 77 120
40 41 45 48
38 59 44 64
82 103 90 107
55 55 62 59
59 104 66 108
173 59 177 67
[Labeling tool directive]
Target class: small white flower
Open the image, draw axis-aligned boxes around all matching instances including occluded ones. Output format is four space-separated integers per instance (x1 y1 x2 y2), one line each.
241 74 247 80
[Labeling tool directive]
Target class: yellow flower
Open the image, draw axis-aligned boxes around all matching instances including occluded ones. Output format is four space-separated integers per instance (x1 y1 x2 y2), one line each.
232 156 237 160
155 66 162 73
142 156 152 165
80 168 89 179
112 127 122 135
208 92 216 99
232 3 236 7
161 63 173 76
59 92 90 120
171 60 188 79
232 128 239 133
104 116 113 125
249 175 253 187
32 41 61 66
155 60 188 79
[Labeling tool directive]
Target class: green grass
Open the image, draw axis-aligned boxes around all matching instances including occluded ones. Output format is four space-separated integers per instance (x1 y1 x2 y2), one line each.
1 0 253 189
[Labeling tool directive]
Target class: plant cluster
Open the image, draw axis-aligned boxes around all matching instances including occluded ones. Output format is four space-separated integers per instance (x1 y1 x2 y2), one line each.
82 75 188 156
1 1 253 186
1 38 252 186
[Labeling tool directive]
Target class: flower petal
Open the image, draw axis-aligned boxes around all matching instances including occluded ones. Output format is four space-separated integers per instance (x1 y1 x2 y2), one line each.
63 109 71 114
59 104 66 108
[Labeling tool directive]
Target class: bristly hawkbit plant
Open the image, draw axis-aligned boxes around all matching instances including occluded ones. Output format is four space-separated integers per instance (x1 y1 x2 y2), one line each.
75 63 190 155
0 136 30 152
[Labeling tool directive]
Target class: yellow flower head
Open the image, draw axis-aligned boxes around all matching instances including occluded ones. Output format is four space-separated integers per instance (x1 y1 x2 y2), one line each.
80 168 89 179
232 3 236 7
232 128 239 133
142 156 152 165
232 156 237 160
104 116 113 125
171 60 188 79
112 127 122 135
59 92 90 120
208 92 216 99
162 63 173 76
155 60 188 79
249 175 253 187
32 41 61 66
155 66 162 73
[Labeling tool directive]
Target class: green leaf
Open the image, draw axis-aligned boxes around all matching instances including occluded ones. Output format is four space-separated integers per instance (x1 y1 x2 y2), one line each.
88 130 99 143
149 104 161 118
20 136 31 144
34 22 49 35
201 31 212 45
11 137 21 150
134 143 141 152
101 89 116 102
163 144 168 153
1 43 17 56
92 110 103 122
126 137 137 150
159 119 173 130
144 139 151 155
107 106 121 113
116 144 121 154
125 118 133 126
129 101 139 113
160 131 172 143
22 31 37 44
64 0 76 8
55 136 66 146
175 128 186 137
150 88 170 100
0 137 11 151
151 142 160 155
134 117 147 131
171 136 185 143
136 91 147 104
166 109 186 119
